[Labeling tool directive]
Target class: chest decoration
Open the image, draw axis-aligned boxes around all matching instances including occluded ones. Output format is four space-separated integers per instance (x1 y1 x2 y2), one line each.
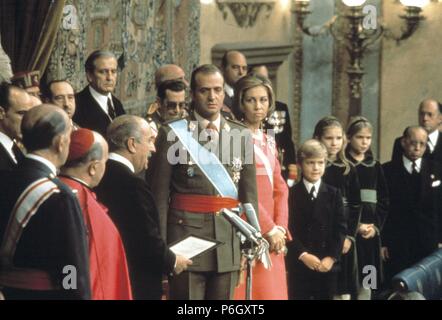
232 157 243 184
267 111 286 134
187 159 195 177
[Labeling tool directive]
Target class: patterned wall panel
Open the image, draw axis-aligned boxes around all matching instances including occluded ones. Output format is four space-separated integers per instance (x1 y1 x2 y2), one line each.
46 0 200 116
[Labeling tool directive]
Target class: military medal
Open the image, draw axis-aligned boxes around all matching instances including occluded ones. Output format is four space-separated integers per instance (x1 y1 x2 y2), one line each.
189 121 197 132
187 158 195 177
231 157 243 183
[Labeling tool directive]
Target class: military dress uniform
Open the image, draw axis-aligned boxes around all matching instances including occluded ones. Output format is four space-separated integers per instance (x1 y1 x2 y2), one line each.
146 109 165 136
263 101 296 181
147 112 258 300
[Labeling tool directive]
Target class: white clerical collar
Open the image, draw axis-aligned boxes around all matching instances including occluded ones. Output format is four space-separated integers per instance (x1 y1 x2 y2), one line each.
109 152 135 173
89 85 113 115
26 154 57 175
194 111 221 132
0 131 16 163
303 178 321 198
428 130 439 153
402 155 422 174
224 83 234 98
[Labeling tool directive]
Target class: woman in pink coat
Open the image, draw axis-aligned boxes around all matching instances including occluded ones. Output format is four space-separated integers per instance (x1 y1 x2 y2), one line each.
232 74 290 300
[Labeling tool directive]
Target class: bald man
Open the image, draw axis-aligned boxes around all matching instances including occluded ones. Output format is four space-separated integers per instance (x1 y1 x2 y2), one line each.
146 65 189 127
0 104 90 299
60 129 132 300
0 83 35 170
95 115 191 300
221 50 247 111
155 64 188 88
383 126 441 281
392 99 442 163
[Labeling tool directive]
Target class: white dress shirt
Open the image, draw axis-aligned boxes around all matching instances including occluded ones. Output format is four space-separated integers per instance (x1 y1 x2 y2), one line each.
428 130 439 153
89 86 113 117
194 111 221 132
108 152 135 173
402 156 422 174
303 178 321 199
0 131 16 163
224 83 234 98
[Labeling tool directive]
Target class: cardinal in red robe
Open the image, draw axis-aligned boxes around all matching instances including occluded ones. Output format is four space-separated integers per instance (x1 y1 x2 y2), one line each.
60 128 132 300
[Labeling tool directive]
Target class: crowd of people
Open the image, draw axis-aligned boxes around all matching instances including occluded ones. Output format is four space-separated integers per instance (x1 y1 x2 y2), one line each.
0 49 440 300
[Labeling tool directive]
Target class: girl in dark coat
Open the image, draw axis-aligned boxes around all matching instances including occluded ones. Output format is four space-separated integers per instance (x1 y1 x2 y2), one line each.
345 117 389 299
313 116 361 299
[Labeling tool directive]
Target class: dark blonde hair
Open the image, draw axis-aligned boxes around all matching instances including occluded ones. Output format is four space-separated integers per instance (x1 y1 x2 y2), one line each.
313 116 351 175
346 116 374 158
232 74 275 121
297 139 328 164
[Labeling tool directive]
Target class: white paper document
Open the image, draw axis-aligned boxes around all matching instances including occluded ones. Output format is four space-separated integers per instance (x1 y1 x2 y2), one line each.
169 235 220 259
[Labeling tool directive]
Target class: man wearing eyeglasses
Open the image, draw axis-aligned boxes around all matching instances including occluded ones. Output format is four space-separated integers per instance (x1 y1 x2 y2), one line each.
147 80 187 135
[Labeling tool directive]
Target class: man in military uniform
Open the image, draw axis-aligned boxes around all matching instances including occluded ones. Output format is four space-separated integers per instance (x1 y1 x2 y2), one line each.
148 64 258 300
11 70 41 99
146 80 187 136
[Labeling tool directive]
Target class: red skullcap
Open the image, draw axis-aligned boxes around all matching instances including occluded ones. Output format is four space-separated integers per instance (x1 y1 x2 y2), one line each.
68 128 95 162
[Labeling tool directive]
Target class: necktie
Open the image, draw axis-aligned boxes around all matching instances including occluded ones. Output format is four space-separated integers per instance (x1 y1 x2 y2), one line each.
12 142 24 163
309 186 316 201
411 161 418 175
107 97 116 119
206 122 218 143
206 122 218 132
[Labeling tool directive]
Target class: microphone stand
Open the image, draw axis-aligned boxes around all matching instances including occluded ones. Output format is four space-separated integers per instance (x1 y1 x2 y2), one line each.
243 239 255 300
221 208 265 301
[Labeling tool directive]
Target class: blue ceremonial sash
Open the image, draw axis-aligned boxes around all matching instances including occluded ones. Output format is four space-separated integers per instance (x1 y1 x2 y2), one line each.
168 119 238 199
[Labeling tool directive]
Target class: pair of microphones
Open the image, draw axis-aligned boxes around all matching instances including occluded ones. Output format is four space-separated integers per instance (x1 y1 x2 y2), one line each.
221 203 262 246
222 203 272 269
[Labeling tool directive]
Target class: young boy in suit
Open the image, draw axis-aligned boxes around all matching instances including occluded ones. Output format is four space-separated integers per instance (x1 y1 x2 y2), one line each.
287 139 347 300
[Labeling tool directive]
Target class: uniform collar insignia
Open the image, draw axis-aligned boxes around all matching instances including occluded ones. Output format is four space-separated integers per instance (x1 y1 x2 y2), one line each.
188 121 197 132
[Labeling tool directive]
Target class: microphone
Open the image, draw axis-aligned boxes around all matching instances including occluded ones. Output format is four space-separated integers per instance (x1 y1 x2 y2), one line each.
243 203 261 233
222 208 260 245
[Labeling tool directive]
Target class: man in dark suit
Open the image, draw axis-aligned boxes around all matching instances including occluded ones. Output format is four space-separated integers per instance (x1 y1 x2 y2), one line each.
0 83 35 170
148 64 258 300
73 50 125 136
0 104 90 299
220 50 247 119
391 99 442 164
95 115 191 300
383 126 441 280
43 80 79 130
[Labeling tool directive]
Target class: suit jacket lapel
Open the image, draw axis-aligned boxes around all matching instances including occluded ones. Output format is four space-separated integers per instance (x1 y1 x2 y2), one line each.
434 133 442 156
419 159 431 208
85 86 112 124
0 143 15 166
